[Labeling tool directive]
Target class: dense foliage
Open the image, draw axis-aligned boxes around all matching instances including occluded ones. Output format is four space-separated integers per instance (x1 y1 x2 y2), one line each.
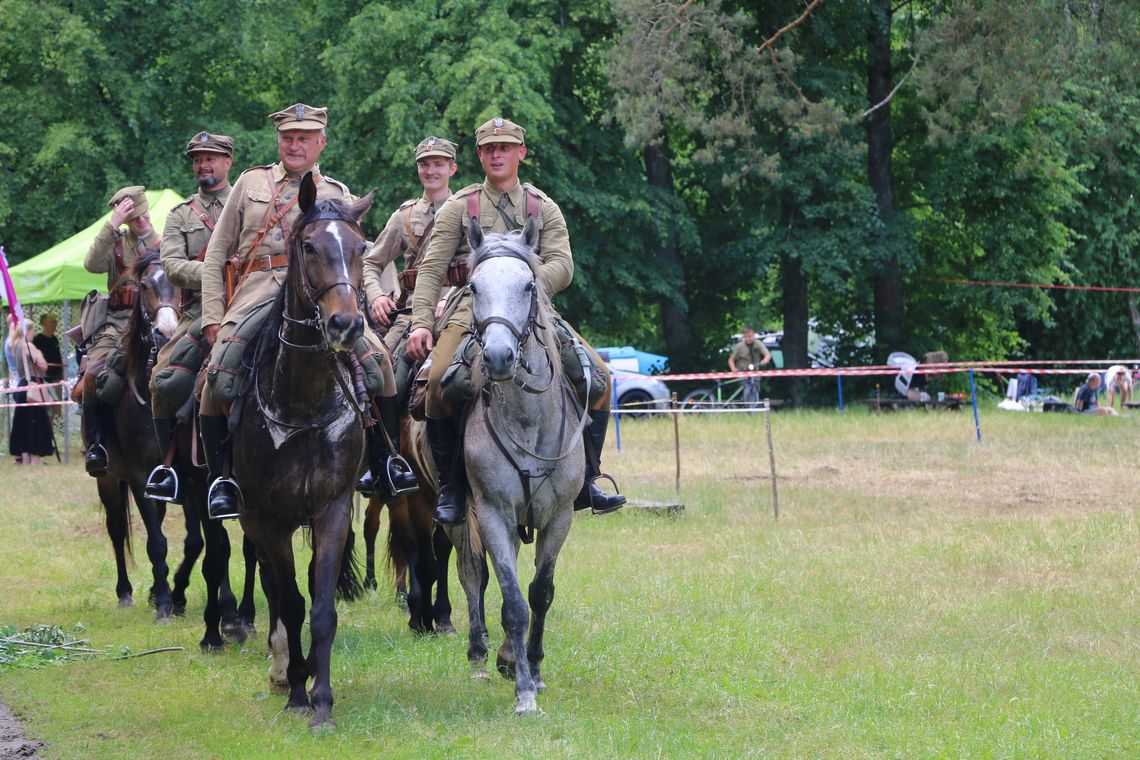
2 0 1137 387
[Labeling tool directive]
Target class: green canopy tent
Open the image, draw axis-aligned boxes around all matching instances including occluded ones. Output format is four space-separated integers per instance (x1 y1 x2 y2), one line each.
5 189 186 304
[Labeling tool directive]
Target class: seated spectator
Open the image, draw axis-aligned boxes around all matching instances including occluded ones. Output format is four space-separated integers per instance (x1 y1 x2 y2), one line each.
1103 364 1132 410
1073 372 1117 415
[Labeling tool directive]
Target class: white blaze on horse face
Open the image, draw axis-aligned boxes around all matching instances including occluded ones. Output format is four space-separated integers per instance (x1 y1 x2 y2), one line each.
327 221 352 280
155 305 179 338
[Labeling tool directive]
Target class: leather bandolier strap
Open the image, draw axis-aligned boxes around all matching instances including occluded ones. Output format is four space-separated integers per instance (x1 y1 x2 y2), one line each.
393 205 436 310
181 197 217 311
224 167 322 307
448 188 542 287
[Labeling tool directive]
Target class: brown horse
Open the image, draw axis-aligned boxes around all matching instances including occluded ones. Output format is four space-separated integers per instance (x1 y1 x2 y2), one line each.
230 175 371 729
85 253 180 619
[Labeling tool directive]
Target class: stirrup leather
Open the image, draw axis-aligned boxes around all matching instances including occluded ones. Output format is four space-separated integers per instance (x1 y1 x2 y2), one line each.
144 465 180 503
207 477 243 520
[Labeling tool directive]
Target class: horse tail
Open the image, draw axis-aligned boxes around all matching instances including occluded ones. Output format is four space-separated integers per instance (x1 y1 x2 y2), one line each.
121 481 134 560
466 498 483 557
384 500 413 578
336 527 365 602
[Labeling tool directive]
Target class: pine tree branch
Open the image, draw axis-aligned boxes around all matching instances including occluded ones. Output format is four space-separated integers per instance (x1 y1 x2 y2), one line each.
861 53 921 119
758 0 825 54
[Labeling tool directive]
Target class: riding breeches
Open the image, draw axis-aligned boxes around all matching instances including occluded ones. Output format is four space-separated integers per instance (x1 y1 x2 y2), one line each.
424 318 611 419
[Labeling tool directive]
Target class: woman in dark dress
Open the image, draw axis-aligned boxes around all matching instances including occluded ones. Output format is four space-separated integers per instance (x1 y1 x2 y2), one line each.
8 318 55 464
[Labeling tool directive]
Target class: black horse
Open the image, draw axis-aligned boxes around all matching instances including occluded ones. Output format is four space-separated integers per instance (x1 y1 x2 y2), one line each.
230 175 371 729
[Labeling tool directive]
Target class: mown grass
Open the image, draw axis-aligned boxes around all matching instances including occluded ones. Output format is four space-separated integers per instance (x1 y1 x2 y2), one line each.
1 407 1137 758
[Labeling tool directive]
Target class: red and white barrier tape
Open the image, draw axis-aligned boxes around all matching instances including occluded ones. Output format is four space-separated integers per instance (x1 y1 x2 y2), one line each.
614 361 1132 382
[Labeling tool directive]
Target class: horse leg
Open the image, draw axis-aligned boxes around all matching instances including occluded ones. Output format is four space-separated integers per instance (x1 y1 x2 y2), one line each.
388 495 432 634
130 484 173 621
526 509 572 694
431 525 456 634
444 522 490 677
238 535 258 634
101 478 134 607
198 512 234 651
481 515 538 714
170 503 204 616
307 502 353 730
363 497 381 591
259 531 309 712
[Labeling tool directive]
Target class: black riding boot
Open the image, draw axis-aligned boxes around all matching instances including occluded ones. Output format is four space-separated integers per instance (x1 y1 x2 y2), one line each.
144 417 181 503
83 402 109 476
428 416 467 526
356 396 420 498
201 415 241 520
574 409 627 514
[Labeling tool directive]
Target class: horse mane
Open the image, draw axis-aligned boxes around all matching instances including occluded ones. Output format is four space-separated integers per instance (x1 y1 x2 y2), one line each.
249 197 365 372
122 251 162 381
469 230 562 378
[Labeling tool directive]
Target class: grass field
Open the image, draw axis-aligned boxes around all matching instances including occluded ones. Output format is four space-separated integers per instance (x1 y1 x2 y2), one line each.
0 408 1137 758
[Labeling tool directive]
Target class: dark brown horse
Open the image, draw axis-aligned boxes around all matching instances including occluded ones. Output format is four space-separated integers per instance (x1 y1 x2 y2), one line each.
85 253 180 619
231 175 371 729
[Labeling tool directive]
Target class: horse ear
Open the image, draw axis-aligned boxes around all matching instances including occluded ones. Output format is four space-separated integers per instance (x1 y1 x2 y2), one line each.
299 172 317 214
522 215 539 250
348 190 374 223
467 216 484 253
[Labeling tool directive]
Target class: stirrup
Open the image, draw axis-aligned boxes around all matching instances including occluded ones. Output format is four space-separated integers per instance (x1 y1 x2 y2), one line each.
385 454 420 496
584 473 626 515
144 465 180 503
85 444 109 476
207 477 243 520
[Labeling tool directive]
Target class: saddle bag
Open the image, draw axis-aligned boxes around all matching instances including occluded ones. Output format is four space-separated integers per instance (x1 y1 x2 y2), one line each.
153 318 206 407
351 336 387 396
206 300 274 404
439 333 480 410
95 347 128 404
78 289 109 348
554 318 606 408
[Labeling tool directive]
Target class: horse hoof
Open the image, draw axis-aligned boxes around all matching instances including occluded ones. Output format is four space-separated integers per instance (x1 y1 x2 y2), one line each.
395 590 408 610
471 667 491 683
172 601 187 617
285 702 313 717
118 595 134 609
221 622 250 644
437 621 457 636
514 694 540 716
153 610 174 624
535 677 547 693
310 713 336 733
496 657 516 681
199 639 226 653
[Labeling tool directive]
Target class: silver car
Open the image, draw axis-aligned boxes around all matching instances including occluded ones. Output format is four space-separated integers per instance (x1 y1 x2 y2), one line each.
606 364 672 417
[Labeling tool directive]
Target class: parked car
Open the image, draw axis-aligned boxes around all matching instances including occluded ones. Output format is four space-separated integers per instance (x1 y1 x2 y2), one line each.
597 348 672 417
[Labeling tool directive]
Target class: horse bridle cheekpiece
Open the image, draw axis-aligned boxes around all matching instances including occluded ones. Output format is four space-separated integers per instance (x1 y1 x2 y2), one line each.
472 252 539 350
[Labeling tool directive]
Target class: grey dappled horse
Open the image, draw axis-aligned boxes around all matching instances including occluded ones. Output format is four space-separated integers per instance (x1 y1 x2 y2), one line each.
462 218 588 714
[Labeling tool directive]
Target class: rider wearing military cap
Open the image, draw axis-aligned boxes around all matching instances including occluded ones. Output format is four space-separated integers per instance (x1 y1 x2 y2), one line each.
81 185 161 475
143 131 235 502
358 135 459 495
197 103 417 519
407 117 625 526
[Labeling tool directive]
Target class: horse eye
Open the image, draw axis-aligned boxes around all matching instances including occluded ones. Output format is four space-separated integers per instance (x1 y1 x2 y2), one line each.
302 241 316 256
525 281 534 292
469 283 478 295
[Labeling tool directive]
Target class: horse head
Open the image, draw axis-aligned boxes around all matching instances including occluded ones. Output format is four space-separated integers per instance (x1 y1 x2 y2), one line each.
288 173 374 352
131 252 179 345
469 217 542 381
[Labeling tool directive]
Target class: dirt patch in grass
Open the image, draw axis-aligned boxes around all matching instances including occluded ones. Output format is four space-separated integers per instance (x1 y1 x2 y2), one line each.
0 700 42 757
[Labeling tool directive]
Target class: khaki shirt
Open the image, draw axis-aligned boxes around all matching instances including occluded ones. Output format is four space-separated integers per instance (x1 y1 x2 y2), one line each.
160 185 233 292
85 221 161 301
364 193 450 308
730 340 769 370
200 163 352 327
410 180 573 333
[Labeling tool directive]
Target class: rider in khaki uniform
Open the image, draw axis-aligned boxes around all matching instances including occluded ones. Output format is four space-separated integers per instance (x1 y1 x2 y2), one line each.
363 135 458 352
82 186 161 475
199 103 417 519
406 117 625 526
356 136 457 494
143 131 235 503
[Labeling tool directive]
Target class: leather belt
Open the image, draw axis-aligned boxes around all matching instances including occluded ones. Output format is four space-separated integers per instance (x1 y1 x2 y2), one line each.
247 253 290 272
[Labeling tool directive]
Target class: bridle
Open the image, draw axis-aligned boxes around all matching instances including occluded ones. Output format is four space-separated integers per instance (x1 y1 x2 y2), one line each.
279 206 366 353
129 260 179 404
471 251 549 391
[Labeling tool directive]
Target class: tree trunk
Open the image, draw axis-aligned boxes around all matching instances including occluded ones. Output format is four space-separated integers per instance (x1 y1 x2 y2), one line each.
780 252 809 407
644 143 695 367
1128 293 1140 357
867 0 903 359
